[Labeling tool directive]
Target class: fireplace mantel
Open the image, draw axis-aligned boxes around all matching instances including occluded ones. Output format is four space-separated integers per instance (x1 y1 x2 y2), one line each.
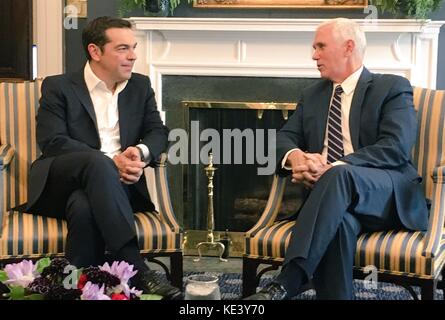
130 17 444 33
130 18 444 114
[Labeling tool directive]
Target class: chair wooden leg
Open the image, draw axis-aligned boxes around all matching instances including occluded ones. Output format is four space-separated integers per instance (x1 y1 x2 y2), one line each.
421 280 437 300
242 257 260 298
170 252 183 289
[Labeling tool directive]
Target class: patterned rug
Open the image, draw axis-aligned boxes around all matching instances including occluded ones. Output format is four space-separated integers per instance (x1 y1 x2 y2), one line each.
182 272 444 300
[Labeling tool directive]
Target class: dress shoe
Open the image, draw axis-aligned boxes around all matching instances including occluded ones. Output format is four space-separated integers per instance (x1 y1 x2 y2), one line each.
243 282 289 300
134 270 183 300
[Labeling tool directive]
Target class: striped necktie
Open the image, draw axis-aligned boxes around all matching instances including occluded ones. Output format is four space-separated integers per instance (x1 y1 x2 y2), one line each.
327 85 344 164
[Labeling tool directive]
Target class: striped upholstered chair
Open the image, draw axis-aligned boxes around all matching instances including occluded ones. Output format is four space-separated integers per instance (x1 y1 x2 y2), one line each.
243 87 445 300
0 80 183 288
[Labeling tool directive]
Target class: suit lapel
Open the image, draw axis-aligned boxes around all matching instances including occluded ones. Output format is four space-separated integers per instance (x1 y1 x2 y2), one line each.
313 81 333 152
69 71 99 133
349 68 373 150
117 84 131 149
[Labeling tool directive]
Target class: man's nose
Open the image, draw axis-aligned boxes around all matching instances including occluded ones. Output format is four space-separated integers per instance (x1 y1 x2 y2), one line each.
128 48 137 60
312 50 319 60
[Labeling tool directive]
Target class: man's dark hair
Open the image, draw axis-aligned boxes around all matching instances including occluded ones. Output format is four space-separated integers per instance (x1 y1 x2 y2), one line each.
82 16 133 61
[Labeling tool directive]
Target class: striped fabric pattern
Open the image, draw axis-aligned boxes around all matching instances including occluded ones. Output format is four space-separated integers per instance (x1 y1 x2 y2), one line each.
0 80 182 260
245 222 445 278
0 211 181 259
0 81 41 228
245 87 445 279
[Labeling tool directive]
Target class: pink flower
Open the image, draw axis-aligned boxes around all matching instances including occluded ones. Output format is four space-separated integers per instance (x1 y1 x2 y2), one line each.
100 261 142 298
3 260 37 287
100 261 137 285
80 282 111 300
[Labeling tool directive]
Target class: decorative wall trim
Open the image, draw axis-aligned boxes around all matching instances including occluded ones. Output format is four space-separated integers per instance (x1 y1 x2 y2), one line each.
34 0 64 77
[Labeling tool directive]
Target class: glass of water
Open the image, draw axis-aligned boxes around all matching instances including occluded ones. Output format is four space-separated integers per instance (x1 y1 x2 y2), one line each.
184 274 221 300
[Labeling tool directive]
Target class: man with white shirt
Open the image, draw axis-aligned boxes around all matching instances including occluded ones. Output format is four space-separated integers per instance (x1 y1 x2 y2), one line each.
245 18 428 300
26 17 181 299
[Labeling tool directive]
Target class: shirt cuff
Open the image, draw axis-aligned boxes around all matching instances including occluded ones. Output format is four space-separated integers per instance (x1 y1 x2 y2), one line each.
136 143 151 163
281 148 301 170
331 160 347 166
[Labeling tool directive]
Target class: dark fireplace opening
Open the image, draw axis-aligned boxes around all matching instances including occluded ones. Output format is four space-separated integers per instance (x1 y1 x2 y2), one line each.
162 75 317 233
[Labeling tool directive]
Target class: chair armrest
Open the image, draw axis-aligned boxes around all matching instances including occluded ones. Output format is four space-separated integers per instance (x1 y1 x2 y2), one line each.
245 174 287 238
422 165 445 258
0 144 15 170
153 153 182 233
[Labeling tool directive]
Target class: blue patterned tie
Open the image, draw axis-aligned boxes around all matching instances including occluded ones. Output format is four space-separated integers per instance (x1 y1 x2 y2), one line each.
327 85 344 164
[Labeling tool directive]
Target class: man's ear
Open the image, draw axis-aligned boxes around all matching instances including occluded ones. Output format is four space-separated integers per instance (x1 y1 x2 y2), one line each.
88 43 102 61
345 39 355 57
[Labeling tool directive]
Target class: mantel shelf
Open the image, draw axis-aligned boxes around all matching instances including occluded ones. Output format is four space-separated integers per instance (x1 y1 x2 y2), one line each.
130 17 445 33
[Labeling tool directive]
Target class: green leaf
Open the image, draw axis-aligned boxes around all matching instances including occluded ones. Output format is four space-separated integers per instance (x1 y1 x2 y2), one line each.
0 270 8 282
36 257 51 273
9 286 26 300
139 294 163 300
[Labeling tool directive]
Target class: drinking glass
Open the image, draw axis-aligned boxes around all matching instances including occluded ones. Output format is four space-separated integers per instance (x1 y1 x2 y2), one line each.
184 274 221 300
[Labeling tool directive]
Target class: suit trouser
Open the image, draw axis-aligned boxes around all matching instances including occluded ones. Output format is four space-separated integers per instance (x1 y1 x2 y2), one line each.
28 151 150 267
275 165 403 299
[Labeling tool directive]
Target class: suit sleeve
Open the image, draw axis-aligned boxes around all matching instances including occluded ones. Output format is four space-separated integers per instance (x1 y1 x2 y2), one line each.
36 77 97 157
275 96 307 176
342 76 416 169
139 79 169 166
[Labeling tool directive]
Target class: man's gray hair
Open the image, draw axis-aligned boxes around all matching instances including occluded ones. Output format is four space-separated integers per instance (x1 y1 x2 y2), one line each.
318 18 367 60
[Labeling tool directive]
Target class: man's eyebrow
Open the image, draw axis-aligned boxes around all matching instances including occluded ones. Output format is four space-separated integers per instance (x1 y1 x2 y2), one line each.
313 42 325 48
115 43 138 48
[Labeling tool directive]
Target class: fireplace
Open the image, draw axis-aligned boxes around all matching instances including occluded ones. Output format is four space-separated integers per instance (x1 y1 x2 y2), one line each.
162 75 316 234
130 17 444 255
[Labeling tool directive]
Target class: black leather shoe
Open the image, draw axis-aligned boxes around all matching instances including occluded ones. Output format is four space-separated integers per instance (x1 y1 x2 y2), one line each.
243 282 289 300
134 271 183 300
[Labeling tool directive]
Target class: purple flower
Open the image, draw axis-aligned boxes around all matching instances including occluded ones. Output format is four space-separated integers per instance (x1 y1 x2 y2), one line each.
80 282 111 300
100 261 138 285
100 261 141 298
3 260 38 287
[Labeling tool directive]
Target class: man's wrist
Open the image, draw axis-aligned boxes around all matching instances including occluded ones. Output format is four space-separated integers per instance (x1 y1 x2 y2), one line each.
135 146 145 162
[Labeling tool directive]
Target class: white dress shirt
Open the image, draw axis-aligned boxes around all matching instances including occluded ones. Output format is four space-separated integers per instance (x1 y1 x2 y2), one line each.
282 66 364 168
84 63 149 161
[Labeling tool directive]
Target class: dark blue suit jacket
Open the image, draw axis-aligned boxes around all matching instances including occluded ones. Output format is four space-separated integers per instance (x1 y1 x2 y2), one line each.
27 71 169 211
276 68 428 231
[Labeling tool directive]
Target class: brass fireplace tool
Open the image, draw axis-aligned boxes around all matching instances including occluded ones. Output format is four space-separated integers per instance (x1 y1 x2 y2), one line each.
194 153 227 262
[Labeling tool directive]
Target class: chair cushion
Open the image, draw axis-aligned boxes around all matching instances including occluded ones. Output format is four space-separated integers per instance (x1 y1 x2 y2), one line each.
0 211 182 259
245 221 445 279
355 229 445 279
244 220 295 262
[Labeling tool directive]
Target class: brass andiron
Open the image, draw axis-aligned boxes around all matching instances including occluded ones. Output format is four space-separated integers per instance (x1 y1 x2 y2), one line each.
194 153 227 262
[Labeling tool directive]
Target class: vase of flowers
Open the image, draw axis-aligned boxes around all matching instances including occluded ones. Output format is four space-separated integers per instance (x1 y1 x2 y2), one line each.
0 258 161 300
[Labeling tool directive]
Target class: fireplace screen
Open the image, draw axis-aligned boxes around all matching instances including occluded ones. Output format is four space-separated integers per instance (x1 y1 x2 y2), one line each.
182 101 308 232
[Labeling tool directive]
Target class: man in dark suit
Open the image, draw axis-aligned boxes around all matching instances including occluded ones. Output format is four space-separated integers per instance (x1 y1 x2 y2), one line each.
27 16 181 299
245 18 428 300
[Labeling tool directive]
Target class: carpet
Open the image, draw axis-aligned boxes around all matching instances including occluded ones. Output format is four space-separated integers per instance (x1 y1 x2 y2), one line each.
182 272 444 300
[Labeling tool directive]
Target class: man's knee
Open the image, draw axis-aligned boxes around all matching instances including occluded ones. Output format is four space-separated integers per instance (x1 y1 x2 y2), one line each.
320 165 354 184
65 189 93 222
82 152 119 178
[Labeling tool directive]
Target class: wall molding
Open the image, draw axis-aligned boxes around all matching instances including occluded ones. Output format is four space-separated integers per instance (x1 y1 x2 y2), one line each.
34 0 64 77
